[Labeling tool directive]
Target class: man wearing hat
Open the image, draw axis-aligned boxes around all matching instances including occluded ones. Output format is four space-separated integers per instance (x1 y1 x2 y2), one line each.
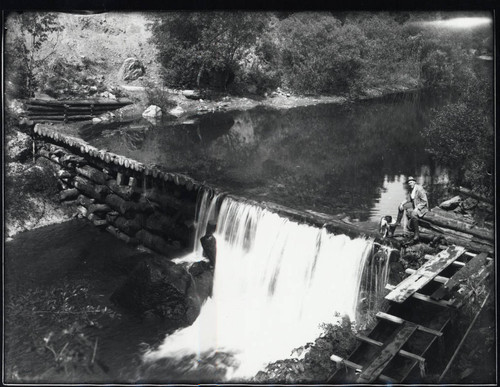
394 176 429 242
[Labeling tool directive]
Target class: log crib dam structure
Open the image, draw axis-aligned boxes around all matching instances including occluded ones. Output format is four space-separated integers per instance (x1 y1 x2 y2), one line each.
30 123 495 382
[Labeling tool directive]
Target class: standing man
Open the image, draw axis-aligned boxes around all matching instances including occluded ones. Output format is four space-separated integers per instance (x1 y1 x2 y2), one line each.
395 176 428 242
201 220 217 269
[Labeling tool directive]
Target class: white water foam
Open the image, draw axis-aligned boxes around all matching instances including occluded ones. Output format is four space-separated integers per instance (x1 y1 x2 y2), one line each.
145 191 374 379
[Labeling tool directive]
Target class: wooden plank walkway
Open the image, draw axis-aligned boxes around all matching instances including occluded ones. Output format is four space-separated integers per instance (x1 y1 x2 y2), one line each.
431 252 488 301
357 323 417 383
385 246 465 303
330 245 491 383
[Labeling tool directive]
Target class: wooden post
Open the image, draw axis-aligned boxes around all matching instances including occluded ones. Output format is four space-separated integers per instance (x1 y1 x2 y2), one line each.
129 176 137 187
117 172 125 186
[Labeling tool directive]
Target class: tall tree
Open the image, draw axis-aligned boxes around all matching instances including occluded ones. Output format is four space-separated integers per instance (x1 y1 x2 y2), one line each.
149 12 266 89
15 12 64 97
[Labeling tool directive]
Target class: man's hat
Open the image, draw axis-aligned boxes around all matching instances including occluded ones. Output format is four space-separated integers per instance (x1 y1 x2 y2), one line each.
406 176 416 183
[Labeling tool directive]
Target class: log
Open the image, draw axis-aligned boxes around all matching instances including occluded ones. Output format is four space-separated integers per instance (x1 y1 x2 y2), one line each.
457 186 494 205
106 179 141 201
429 207 476 224
59 154 87 167
59 188 79 201
88 203 111 215
76 165 109 185
105 193 137 217
135 229 181 257
106 225 138 245
27 115 95 121
27 98 133 107
77 194 95 207
109 215 143 236
143 188 196 216
424 212 493 242
74 176 110 201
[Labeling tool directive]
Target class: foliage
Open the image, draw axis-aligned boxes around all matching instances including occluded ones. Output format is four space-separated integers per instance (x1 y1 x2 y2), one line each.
253 315 357 383
149 12 267 90
147 11 492 97
423 78 494 198
5 282 120 382
141 80 177 112
37 57 107 98
5 157 61 234
14 12 64 97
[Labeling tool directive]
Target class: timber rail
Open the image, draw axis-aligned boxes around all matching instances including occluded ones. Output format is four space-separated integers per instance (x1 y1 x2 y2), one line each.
23 98 133 122
329 246 494 383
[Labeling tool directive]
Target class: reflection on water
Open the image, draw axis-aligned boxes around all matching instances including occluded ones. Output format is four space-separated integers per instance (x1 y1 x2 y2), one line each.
79 90 453 221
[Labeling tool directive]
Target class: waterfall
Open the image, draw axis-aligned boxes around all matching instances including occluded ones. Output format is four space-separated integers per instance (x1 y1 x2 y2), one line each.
145 190 378 379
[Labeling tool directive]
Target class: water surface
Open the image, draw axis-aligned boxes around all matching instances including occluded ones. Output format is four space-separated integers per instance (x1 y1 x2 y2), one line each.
78 90 452 221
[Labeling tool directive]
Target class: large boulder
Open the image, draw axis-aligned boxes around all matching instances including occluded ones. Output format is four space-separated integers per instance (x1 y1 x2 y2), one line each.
111 257 213 326
439 195 462 211
119 58 145 81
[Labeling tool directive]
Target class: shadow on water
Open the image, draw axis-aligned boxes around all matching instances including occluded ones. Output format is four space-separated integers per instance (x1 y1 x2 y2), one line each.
77 89 454 221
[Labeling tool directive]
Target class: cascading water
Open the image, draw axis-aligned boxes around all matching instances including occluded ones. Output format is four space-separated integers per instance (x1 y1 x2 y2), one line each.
145 189 381 379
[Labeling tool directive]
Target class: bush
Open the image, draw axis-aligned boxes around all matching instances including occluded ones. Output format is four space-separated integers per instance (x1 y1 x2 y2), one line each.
423 78 494 198
142 80 176 111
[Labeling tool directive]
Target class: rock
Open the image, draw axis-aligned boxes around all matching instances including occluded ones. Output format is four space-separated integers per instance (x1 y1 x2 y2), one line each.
168 106 185 117
439 195 462 210
7 130 32 162
111 257 213 325
119 57 145 81
142 105 162 118
100 91 117 99
182 90 202 100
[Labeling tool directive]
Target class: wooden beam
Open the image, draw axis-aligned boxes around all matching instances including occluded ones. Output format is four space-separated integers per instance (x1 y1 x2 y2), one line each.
405 269 449 284
357 323 417 383
329 354 396 383
375 312 444 337
385 246 465 303
424 254 465 267
431 253 488 300
385 284 453 307
355 334 426 363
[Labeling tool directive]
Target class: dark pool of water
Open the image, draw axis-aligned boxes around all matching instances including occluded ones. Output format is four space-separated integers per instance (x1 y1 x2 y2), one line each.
4 219 174 383
78 89 454 221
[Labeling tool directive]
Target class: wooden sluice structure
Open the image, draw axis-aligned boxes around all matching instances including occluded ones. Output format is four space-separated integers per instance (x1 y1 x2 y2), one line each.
24 98 133 122
329 246 494 383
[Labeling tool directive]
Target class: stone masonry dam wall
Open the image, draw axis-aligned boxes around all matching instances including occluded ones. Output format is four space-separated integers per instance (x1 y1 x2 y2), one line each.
32 124 400 258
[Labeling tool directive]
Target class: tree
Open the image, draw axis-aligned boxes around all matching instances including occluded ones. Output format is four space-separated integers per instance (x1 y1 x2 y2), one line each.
423 77 494 197
15 12 64 97
149 12 266 89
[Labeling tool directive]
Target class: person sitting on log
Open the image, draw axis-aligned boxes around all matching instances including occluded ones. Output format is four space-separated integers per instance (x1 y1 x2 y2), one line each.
395 176 428 243
201 220 217 269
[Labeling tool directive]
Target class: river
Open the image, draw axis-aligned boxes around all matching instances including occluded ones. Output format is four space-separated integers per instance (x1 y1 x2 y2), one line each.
78 89 453 221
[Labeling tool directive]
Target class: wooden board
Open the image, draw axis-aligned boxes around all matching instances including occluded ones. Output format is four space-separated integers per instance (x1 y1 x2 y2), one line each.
357 323 417 383
431 253 488 300
385 246 465 303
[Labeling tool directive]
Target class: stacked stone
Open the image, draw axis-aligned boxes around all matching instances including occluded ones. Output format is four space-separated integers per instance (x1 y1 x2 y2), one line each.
34 128 201 259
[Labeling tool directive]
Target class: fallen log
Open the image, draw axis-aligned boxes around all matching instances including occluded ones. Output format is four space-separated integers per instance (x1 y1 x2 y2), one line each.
74 176 110 201
105 193 137 217
457 186 494 205
135 229 182 257
423 211 493 242
59 188 79 201
76 165 110 185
